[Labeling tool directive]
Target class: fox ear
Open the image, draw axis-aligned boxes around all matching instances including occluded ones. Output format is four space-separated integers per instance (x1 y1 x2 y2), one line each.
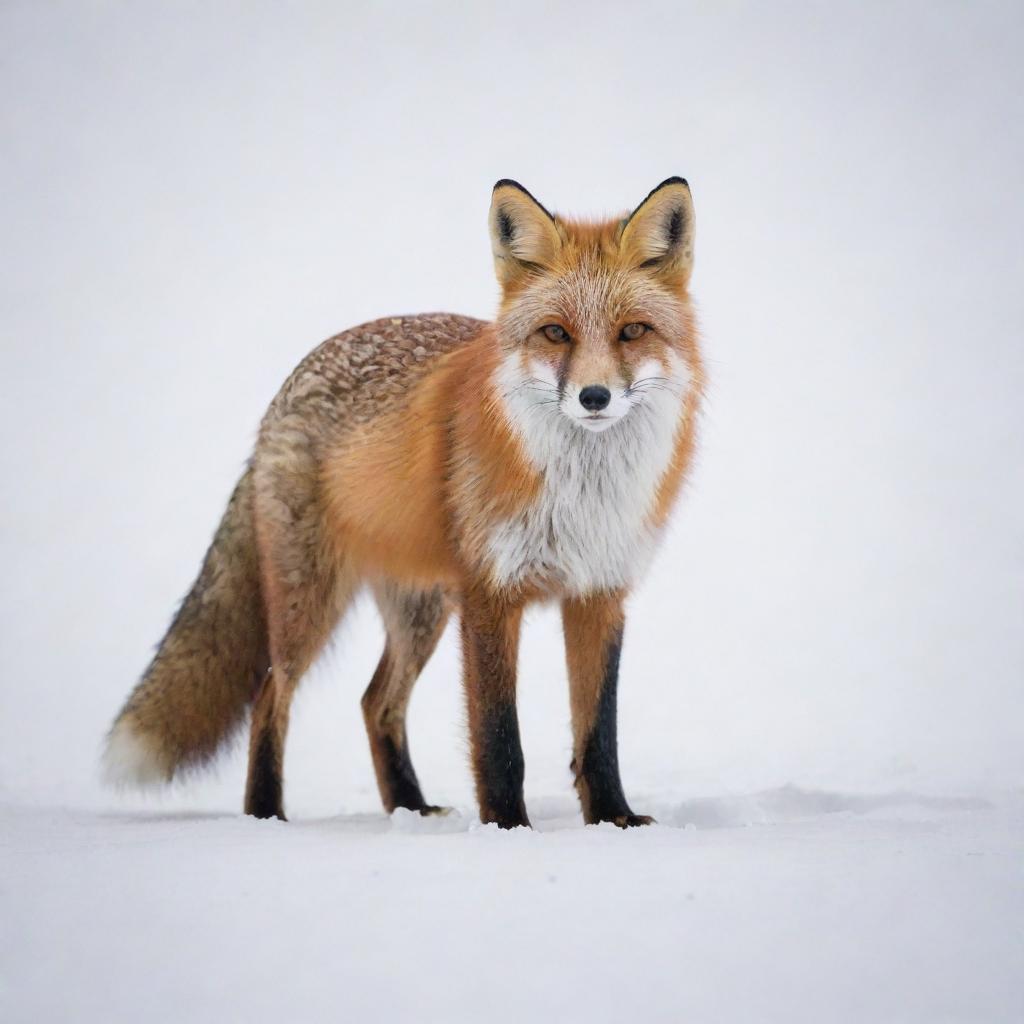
489 180 562 286
619 177 695 283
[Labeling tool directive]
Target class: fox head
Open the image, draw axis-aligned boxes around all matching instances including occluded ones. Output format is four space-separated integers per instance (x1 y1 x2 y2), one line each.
489 178 700 434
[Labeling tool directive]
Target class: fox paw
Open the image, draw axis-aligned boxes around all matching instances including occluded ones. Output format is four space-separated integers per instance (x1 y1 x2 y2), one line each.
419 804 455 817
613 813 655 828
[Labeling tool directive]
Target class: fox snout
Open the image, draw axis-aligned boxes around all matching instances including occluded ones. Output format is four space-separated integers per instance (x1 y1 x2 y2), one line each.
573 383 621 432
578 385 611 411
561 376 635 433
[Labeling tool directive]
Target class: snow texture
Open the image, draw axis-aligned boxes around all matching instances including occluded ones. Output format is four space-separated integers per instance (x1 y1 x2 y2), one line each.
4 794 1023 1022
2 2 1023 1021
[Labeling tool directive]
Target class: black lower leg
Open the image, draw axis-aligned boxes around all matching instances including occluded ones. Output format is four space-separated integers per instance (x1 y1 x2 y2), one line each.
575 629 648 826
376 730 437 813
479 701 529 829
462 590 528 828
246 730 285 820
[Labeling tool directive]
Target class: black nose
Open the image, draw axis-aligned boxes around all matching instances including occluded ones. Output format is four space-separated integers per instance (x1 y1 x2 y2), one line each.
579 385 611 412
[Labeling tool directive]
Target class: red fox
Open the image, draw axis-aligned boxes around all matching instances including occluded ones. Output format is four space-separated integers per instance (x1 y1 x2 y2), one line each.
104 178 704 828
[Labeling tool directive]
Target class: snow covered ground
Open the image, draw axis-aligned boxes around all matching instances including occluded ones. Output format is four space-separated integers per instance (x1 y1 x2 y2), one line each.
2 2 1023 1021
4 790 1022 1022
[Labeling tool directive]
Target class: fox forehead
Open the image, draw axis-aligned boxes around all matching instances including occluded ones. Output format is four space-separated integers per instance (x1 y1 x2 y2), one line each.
498 231 689 346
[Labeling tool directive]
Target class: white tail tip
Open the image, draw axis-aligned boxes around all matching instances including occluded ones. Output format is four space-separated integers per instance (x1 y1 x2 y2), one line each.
102 719 168 788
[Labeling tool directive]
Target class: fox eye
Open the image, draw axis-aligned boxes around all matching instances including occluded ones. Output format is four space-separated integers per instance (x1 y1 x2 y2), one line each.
542 324 571 343
619 322 649 341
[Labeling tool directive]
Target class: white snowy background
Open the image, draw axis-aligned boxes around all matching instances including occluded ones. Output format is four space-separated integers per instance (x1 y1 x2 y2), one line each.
2 2 1022 1021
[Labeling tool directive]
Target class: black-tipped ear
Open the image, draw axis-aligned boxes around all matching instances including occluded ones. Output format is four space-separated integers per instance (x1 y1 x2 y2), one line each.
619 177 695 280
489 180 562 286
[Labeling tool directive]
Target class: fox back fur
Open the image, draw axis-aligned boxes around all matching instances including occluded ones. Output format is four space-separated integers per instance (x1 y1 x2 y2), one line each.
105 178 704 828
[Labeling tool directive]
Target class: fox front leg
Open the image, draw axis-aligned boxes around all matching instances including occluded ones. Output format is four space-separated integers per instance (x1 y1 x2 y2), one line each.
563 593 654 828
460 586 530 828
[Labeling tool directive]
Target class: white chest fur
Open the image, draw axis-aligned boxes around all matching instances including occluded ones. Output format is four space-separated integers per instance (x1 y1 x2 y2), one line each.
485 356 688 595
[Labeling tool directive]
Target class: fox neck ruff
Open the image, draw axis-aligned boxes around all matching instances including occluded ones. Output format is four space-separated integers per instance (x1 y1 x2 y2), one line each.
481 350 691 596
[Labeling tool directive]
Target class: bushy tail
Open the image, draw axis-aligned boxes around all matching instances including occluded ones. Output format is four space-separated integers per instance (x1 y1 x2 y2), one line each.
103 467 269 786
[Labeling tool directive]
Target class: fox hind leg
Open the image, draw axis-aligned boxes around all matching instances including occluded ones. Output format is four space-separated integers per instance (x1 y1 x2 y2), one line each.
244 446 358 820
245 668 290 820
363 581 450 815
